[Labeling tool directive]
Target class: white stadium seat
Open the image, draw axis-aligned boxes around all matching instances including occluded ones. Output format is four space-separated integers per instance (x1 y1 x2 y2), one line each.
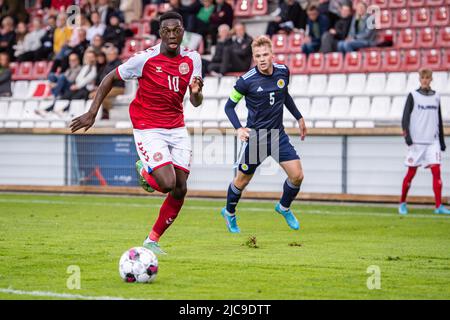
309 97 330 120
0 100 8 119
12 81 29 99
406 72 419 93
348 97 371 120
202 76 219 97
389 96 407 121
370 96 392 121
294 98 310 118
365 73 386 95
432 72 448 94
307 75 327 96
22 100 40 120
290 75 308 96
69 100 87 118
325 74 347 96
345 74 366 95
217 76 237 98
7 101 24 120
384 73 406 94
441 96 450 121
329 97 351 120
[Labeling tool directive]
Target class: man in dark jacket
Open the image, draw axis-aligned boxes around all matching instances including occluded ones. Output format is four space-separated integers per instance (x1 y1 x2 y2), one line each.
219 22 253 75
0 16 16 61
301 5 330 55
209 0 233 45
0 52 11 97
320 4 352 53
102 14 126 53
204 24 231 75
266 0 307 36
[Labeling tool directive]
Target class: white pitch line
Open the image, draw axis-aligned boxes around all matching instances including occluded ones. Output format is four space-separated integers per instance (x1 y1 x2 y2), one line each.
0 287 133 300
0 198 449 220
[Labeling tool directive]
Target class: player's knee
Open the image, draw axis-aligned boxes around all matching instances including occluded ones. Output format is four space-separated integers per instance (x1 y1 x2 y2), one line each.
159 178 176 193
290 172 304 186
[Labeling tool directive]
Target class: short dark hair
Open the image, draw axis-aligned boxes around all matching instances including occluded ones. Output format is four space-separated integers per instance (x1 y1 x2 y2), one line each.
307 4 318 12
160 11 183 25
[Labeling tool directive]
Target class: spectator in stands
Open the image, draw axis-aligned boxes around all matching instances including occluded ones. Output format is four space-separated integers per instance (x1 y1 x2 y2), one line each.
93 51 106 87
47 0 74 11
90 34 105 55
301 5 329 55
80 0 97 18
328 0 352 27
16 18 47 62
205 23 231 76
34 15 57 61
103 14 126 53
0 52 11 97
266 0 307 37
0 16 16 61
179 0 202 32
120 0 143 24
53 13 72 58
97 0 122 26
320 4 352 53
70 28 90 62
194 0 215 52
1 0 29 24
218 22 252 76
13 22 27 59
48 52 81 98
60 49 97 100
209 0 233 45
337 1 376 53
89 46 124 120
87 12 106 44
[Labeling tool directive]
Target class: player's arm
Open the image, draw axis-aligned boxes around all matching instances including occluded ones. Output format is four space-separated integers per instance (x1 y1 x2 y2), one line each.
438 103 446 151
402 93 414 146
225 88 250 141
70 70 119 133
189 53 204 107
285 91 306 141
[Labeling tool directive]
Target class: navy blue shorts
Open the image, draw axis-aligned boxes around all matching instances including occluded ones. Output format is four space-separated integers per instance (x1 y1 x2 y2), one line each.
236 130 300 175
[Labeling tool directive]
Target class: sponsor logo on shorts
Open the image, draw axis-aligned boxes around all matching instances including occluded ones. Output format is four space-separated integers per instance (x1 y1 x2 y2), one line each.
179 62 190 75
153 152 163 162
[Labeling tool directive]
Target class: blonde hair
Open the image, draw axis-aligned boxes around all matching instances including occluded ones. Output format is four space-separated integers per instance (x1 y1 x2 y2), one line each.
251 35 273 52
419 68 432 78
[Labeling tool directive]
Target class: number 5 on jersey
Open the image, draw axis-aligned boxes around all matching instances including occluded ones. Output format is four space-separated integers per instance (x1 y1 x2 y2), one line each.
269 92 275 106
168 75 179 92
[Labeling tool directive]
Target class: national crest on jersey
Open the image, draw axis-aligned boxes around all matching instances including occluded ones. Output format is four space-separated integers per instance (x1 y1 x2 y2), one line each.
116 44 202 130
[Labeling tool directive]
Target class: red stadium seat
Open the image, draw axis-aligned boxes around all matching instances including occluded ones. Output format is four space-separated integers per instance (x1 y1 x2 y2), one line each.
382 49 402 72
422 49 442 70
142 37 156 49
370 0 388 8
121 39 142 59
379 29 395 43
363 50 382 72
408 0 425 7
397 28 417 48
433 6 450 26
251 0 268 16
324 52 344 73
343 51 363 73
142 4 158 20
426 0 444 5
288 32 304 53
128 22 141 36
417 27 436 48
234 0 252 17
307 53 325 74
9 62 19 81
412 8 431 27
437 26 450 47
32 61 51 80
379 10 392 29
272 34 288 54
289 53 307 74
394 9 411 28
402 49 421 71
389 0 407 8
274 53 289 66
16 61 33 81
442 49 450 69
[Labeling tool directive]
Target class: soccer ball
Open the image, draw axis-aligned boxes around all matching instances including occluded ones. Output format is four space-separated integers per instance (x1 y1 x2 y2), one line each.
119 247 158 283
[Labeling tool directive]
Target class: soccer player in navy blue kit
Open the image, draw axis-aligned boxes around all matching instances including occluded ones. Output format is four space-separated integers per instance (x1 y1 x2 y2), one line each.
220 35 307 233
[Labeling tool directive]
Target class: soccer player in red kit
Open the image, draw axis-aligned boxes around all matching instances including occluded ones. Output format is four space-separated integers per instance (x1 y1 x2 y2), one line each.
70 12 204 254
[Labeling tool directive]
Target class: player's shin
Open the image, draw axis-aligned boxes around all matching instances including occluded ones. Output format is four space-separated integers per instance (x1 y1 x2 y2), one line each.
280 178 301 210
226 183 242 214
431 165 442 208
401 166 418 203
149 193 184 241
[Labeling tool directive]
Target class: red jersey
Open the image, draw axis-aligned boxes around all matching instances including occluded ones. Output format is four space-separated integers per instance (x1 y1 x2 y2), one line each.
116 44 202 129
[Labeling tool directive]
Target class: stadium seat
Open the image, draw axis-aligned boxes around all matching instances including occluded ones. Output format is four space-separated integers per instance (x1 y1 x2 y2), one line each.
53 99 70 114
307 75 328 96
370 96 392 121
217 76 238 98
348 97 371 120
382 49 402 72
274 53 289 66
32 61 51 80
431 71 449 93
406 71 420 92
397 28 417 49
234 0 252 17
142 4 158 20
328 97 351 120
121 39 142 59
364 50 382 72
408 0 425 7
69 100 87 119
442 49 450 71
433 6 450 26
390 96 407 121
379 29 395 44
272 34 288 54
15 62 33 81
379 10 392 29
441 96 450 121
412 8 431 28
402 49 421 71
390 0 407 8
417 27 436 48
6 101 24 120
345 73 367 95
422 49 442 70
12 80 29 98
288 32 304 53
28 80 51 98
343 52 363 73
9 62 19 81
22 100 39 120
425 0 444 5
365 73 386 95
385 72 407 94
294 98 311 119
394 9 411 28
290 75 308 96
370 0 388 8
202 76 219 97
0 100 8 119
324 52 344 73
325 74 347 96
289 53 307 74
142 37 157 49
251 0 268 15
309 97 330 120
307 53 325 74
437 27 450 47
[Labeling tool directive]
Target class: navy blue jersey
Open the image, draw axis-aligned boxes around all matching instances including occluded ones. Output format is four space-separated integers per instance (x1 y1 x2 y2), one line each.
233 64 291 130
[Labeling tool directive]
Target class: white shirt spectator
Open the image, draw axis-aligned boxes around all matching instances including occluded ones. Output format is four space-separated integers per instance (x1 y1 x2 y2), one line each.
87 23 106 43
75 64 97 90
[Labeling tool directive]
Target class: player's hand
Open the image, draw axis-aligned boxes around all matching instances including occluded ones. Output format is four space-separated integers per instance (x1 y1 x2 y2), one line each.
237 127 251 142
190 76 203 94
299 118 307 141
70 111 96 133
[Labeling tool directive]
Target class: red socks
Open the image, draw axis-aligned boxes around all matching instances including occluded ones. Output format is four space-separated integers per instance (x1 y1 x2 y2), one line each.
141 169 163 193
149 193 184 242
431 165 442 208
401 166 418 203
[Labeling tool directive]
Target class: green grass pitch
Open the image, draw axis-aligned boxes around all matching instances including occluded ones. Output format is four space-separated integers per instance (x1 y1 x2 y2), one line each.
0 193 449 300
